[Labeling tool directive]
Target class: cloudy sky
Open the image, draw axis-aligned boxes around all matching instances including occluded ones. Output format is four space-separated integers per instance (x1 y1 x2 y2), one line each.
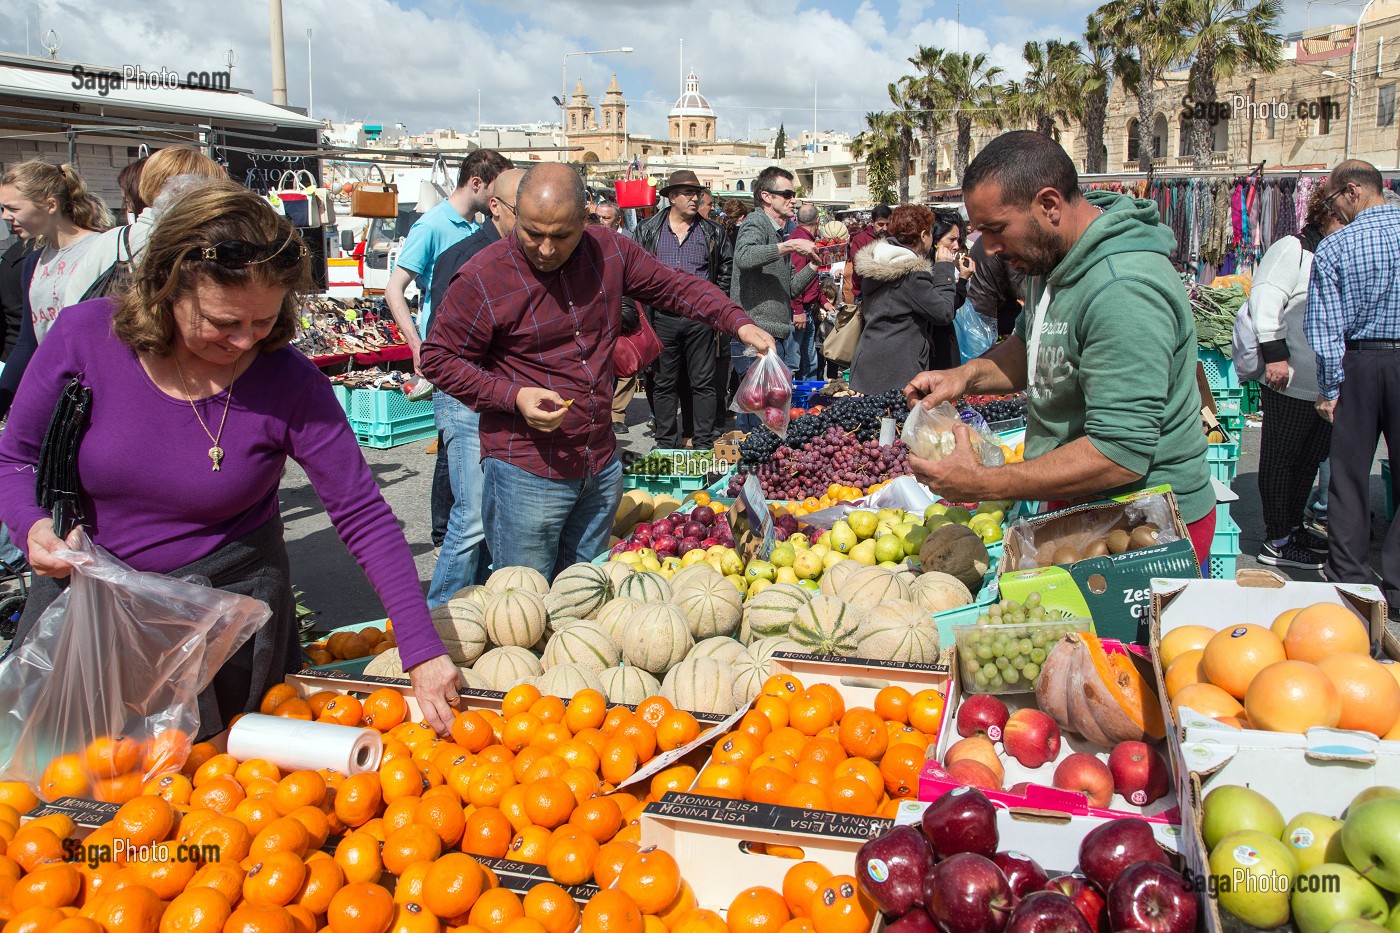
3 0 1329 140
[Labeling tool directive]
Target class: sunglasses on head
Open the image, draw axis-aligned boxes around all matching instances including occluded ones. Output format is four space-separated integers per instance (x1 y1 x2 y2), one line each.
185 237 307 270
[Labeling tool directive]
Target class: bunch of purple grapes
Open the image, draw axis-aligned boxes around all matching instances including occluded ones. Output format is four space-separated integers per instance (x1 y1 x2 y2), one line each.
727 426 911 500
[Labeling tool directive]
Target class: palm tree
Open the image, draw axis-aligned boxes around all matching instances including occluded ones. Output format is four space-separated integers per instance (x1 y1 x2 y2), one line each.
1079 16 1139 174
1019 40 1082 137
887 79 920 203
1174 0 1284 169
1097 0 1187 178
937 52 1006 181
852 111 901 205
906 45 946 197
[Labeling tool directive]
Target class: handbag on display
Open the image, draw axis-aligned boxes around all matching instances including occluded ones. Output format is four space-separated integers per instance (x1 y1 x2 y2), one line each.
416 157 451 213
351 164 398 218
614 179 657 210
275 171 323 228
822 304 864 366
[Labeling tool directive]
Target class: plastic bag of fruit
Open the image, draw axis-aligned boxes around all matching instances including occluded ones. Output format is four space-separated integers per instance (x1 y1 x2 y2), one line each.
0 529 270 798
902 401 1005 466
732 348 794 437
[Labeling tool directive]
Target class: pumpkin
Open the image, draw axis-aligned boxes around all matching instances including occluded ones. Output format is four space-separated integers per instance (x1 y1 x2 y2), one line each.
661 657 738 715
616 571 672 603
819 560 862 597
537 662 605 698
363 647 406 679
595 597 642 645
1035 631 1166 745
788 595 862 657
741 583 812 643
548 563 615 620
731 636 803 707
836 565 913 610
671 575 743 639
430 600 488 666
911 572 974 614
621 603 693 674
482 589 548 649
600 561 633 589
687 636 748 667
450 584 492 607
598 664 661 706
542 621 620 675
670 562 722 592
857 599 941 663
473 646 544 691
486 566 550 597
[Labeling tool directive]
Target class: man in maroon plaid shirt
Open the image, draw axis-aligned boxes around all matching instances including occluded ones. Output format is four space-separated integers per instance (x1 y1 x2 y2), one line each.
422 164 775 577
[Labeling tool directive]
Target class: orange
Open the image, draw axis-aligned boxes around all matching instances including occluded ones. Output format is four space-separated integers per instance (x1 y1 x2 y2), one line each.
3 907 68 933
655 881 698 928
1242 660 1342 733
561 766 602 806
634 697 674 729
381 756 430 805
545 829 600 886
807 875 872 933
1317 653 1400 736
462 807 512 859
273 770 327 816
363 689 410 733
672 909 729 933
596 839 641 889
906 690 946 735
327 881 396 933
569 796 624 843
335 772 384 828
754 698 789 731
694 764 746 799
223 903 299 933
873 687 911 724
727 886 791 933
84 885 165 933
564 690 609 734
7 825 63 873
234 758 282 789
761 729 807 762
260 684 299 714
879 744 926 798
501 714 544 754
450 711 496 753
779 784 830 810
582 890 645 933
827 778 878 815
181 742 221 779
1284 604 1372 664
616 719 658 762
653 711 701 753
523 778 577 829
744 768 796 806
470 887 527 933
509 826 552 865
125 851 198 900
710 732 762 768
617 848 682 914
382 797 420 836
502 919 551 933
414 793 466 849
503 685 543 718
394 861 430 905
190 815 253 864
272 698 314 721
649 766 698 802
319 695 365 727
1202 624 1286 699
805 685 846 722
760 675 803 701
11 862 81 911
382 823 443 875
523 881 581 933
82 735 143 779
39 754 90 802
188 861 246 903
334 831 385 885
1171 682 1245 720
244 850 309 907
779 921 816 933
782 862 833 918
295 856 345 914
529 695 567 725
600 739 640 785
423 852 485 919
251 816 313 861
160 886 232 933
1164 650 1207 699
306 690 339 717
836 709 887 760
112 795 176 848
735 711 774 744
833 758 882 794
787 694 834 737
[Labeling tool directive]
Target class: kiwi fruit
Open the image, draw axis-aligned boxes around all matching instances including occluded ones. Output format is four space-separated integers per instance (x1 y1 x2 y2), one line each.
1051 545 1083 566
1106 529 1131 554
1082 540 1110 558
1129 524 1161 550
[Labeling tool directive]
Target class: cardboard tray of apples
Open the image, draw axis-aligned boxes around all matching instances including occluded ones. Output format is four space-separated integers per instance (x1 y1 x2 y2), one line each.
919 639 1182 825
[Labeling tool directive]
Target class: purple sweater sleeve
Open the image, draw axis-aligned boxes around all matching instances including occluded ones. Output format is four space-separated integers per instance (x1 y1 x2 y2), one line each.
284 366 446 669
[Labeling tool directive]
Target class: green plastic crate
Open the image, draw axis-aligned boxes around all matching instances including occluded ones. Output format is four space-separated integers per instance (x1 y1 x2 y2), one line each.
353 415 436 449
1242 381 1261 415
1207 441 1240 484
1199 347 1239 391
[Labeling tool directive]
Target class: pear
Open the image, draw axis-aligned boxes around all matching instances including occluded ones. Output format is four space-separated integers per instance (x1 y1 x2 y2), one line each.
822 550 847 570
793 551 824 581
787 532 810 550
770 543 796 569
924 503 949 519
811 542 831 558
850 539 878 566
901 525 930 556
726 574 749 594
718 550 744 576
943 506 973 525
745 560 776 582
775 567 799 585
829 521 857 553
847 511 878 540
681 549 709 567
874 534 907 564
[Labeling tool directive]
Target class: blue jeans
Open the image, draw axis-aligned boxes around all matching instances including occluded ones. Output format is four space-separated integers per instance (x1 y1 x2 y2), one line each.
482 456 624 577
1309 459 1330 519
792 313 821 381
427 393 490 607
0 525 24 570
730 336 794 431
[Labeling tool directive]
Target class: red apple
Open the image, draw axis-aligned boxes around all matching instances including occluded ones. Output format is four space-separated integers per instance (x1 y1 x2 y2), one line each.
1107 742 1170 807
1044 874 1107 933
1004 891 1092 933
991 851 1049 898
946 759 1003 791
920 785 999 859
1052 753 1113 808
957 694 1011 741
945 736 1005 785
1076 819 1170 895
1105 862 1196 933
1002 709 1061 768
886 911 939 933
923 853 1015 933
854 824 931 916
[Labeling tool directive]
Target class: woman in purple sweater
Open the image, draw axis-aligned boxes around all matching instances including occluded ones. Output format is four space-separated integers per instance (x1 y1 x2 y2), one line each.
0 182 459 736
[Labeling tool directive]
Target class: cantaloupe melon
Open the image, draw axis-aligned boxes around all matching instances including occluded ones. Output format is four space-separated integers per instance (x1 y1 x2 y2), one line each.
537 662 605 698
598 664 661 706
431 600 488 665
616 571 672 603
911 572 974 614
741 583 812 643
819 559 861 597
621 603 693 674
486 566 550 596
542 621 620 675
789 595 862 657
687 636 748 667
548 563 614 620
482 589 548 648
450 585 491 607
671 575 743 639
857 599 941 663
661 657 738 715
595 597 642 645
670 562 722 591
473 646 544 691
364 647 406 679
457 666 489 691
600 561 633 589
837 565 913 610
731 636 803 707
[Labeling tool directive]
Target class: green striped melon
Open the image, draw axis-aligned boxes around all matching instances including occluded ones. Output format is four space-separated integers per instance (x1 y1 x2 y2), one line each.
669 562 722 592
537 662 605 698
548 563 615 620
621 603 693 674
687 636 748 667
789 595 863 656
616 571 672 604
858 599 941 663
600 561 633 589
836 565 912 609
661 657 738 715
486 566 549 597
741 584 813 643
730 636 802 707
430 600 488 665
598 664 661 706
595 597 642 645
472 646 544 691
450 585 491 606
672 575 743 639
819 560 861 597
363 647 406 679
482 589 548 648
542 621 620 675
911 572 974 614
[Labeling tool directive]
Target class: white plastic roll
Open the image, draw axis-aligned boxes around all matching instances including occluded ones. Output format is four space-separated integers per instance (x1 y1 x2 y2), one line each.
879 416 897 447
226 713 383 774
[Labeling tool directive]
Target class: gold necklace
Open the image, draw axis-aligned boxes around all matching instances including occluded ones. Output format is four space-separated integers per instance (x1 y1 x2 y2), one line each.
173 354 238 472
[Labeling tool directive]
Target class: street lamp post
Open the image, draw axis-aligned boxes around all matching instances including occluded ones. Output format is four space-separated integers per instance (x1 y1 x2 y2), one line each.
1345 0 1375 160
1324 67 1363 159
561 47 633 156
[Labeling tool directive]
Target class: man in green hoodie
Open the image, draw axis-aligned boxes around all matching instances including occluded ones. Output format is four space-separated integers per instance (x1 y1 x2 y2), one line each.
905 131 1215 563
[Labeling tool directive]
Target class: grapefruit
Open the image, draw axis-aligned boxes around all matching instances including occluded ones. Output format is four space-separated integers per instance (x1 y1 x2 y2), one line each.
1282 604 1369 664
1164 649 1206 699
1202 624 1286 699
1242 660 1341 733
1159 625 1215 669
1270 609 1302 640
1172 683 1245 720
1315 654 1400 737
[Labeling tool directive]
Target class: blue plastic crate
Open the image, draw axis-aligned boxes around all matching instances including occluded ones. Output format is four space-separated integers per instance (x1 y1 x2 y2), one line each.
1211 514 1241 556
1199 347 1240 391
1208 553 1238 580
1207 441 1240 484
791 380 827 409
353 414 436 449
331 383 350 415
348 387 434 425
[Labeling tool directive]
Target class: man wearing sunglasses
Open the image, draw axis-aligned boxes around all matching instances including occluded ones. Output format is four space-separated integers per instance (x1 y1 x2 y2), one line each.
730 166 819 426
1305 159 1400 610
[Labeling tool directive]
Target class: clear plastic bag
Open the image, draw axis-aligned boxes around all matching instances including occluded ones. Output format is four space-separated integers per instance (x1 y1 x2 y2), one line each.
733 349 794 437
902 401 1005 466
0 530 271 795
954 305 998 363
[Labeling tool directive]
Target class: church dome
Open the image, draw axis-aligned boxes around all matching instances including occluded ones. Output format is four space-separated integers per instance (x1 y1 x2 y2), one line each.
669 71 714 118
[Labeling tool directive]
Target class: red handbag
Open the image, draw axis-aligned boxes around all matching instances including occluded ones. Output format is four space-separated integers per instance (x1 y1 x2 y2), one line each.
614 311 663 377
614 179 658 209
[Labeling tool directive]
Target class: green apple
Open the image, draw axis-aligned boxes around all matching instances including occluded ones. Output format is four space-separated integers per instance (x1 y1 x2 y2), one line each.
1209 830 1298 929
793 551 824 581
745 560 776 582
874 535 906 564
923 503 949 520
828 521 857 554
787 533 809 550
1341 800 1400 892
847 511 878 540
681 549 709 567
849 539 878 565
1336 921 1391 933
1291 864 1388 933
1346 787 1400 816
796 579 821 593
1203 785 1286 850
770 543 796 569
943 506 973 525
725 573 749 594
1284 813 1345 873
822 550 847 570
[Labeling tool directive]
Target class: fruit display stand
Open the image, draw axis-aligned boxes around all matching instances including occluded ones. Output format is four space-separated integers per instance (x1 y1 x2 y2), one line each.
300 618 392 675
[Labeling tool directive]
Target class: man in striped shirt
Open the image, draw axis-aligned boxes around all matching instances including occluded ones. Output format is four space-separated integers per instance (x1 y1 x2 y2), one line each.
1305 159 1400 606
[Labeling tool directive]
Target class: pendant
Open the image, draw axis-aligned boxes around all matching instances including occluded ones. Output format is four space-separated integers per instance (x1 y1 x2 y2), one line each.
209 446 224 472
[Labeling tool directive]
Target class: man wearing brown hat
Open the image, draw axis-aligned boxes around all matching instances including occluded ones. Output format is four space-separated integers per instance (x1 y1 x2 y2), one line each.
634 170 734 449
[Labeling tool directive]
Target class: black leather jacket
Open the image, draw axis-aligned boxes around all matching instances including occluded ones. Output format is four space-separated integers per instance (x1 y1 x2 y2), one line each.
634 210 733 295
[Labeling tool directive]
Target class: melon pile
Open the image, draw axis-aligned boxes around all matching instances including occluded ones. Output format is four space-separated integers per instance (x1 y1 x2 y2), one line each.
363 560 975 715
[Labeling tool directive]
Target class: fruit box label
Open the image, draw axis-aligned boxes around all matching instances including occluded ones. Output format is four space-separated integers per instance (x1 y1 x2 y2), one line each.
731 474 775 562
649 792 892 840
772 651 948 674
478 856 600 901
31 797 120 826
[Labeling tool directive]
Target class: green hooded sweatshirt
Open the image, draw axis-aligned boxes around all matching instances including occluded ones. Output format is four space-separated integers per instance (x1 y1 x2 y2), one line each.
1013 189 1213 524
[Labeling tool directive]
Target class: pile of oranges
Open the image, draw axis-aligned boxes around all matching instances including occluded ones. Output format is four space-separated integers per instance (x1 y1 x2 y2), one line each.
771 482 898 517
36 729 193 805
304 624 397 667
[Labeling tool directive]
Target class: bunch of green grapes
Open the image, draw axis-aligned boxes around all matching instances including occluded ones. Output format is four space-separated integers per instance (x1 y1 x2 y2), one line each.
958 594 1083 692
